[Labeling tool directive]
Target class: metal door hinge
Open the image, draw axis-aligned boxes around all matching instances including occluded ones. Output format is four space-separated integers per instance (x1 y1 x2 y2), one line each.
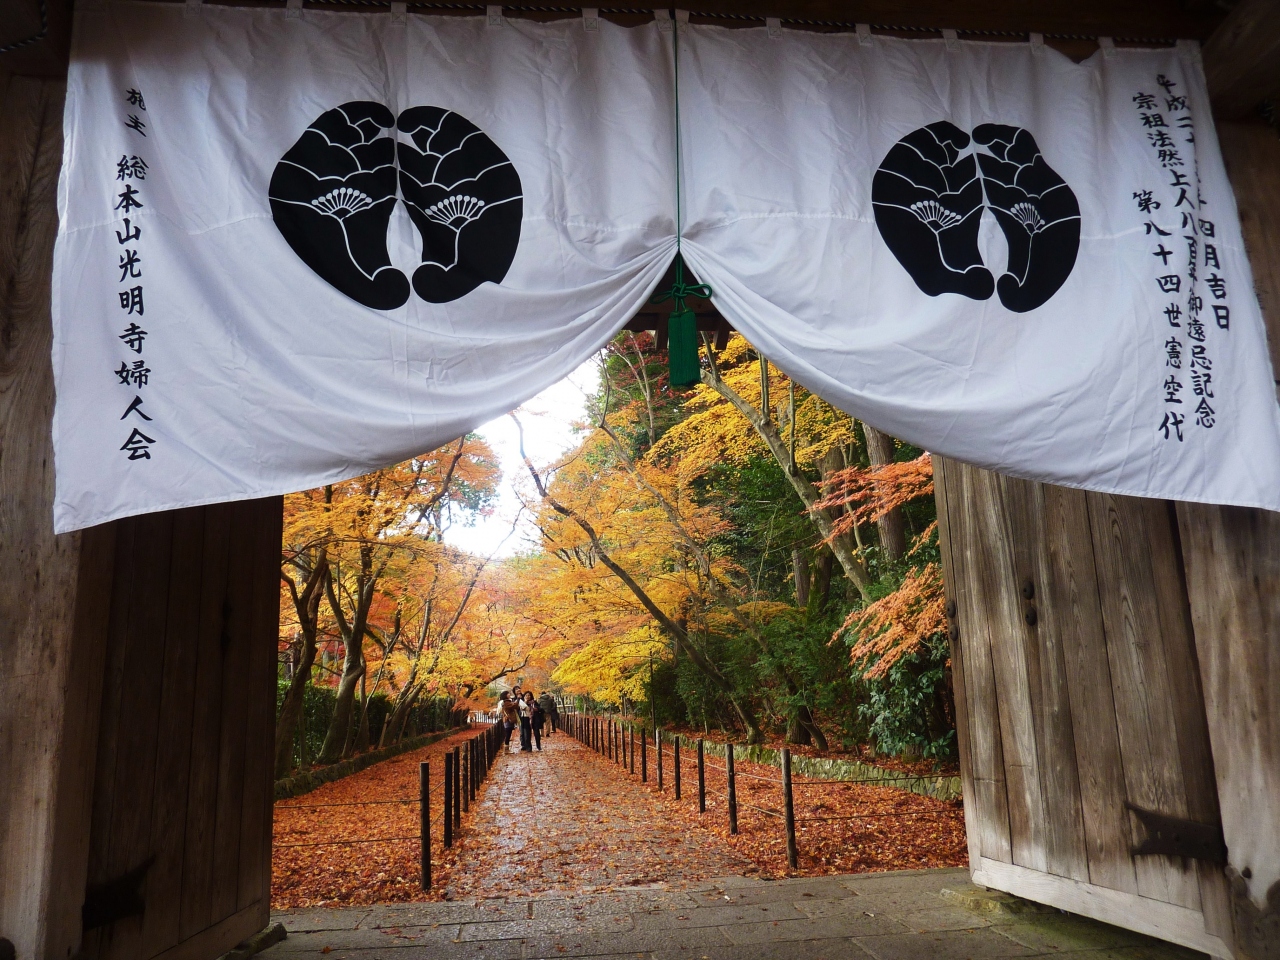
1128 805 1227 864
83 855 155 930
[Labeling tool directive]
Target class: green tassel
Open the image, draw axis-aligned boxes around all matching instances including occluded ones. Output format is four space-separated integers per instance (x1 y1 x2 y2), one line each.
667 307 699 387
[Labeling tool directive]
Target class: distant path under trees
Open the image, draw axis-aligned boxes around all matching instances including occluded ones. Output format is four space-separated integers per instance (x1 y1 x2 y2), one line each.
444 734 756 899
272 723 966 910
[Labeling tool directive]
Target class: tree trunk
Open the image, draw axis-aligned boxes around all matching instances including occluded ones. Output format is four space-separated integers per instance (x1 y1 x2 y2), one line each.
319 545 378 763
862 422 907 561
792 548 810 608
807 550 833 616
274 556 327 779
381 682 422 747
319 637 364 764
353 672 371 753
702 369 873 601
275 639 317 778
786 712 812 745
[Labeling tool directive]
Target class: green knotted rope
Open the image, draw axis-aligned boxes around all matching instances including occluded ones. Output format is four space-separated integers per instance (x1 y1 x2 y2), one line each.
648 12 712 388
649 255 712 386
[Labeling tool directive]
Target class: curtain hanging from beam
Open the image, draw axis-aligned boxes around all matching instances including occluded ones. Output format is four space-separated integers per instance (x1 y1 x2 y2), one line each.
49 3 1280 531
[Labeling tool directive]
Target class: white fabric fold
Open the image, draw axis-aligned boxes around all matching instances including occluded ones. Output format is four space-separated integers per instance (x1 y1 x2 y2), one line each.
53 4 677 532
52 11 1280 531
680 24 1280 512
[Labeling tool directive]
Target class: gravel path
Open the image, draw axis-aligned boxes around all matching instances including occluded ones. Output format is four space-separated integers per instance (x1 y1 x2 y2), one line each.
444 732 756 899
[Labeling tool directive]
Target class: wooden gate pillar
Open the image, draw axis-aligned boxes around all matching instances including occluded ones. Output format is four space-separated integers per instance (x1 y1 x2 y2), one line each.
1174 119 1280 957
937 118 1280 960
0 74 114 960
1 74 281 960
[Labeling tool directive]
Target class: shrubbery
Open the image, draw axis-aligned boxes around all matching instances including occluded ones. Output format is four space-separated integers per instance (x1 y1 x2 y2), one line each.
275 679 459 772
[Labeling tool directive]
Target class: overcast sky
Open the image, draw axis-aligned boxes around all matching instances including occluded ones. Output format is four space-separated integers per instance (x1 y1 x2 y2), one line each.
443 356 601 559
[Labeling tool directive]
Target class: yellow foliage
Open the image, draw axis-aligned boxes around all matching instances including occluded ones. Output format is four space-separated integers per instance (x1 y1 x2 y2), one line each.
650 333 859 475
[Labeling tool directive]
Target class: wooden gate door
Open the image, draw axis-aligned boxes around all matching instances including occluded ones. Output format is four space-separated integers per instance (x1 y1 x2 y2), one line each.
935 458 1233 957
79 498 282 960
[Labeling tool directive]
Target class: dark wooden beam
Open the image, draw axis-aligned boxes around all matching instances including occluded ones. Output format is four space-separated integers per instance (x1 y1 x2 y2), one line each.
0 0 1228 85
681 1 1223 41
1202 0 1280 120
0 0 73 79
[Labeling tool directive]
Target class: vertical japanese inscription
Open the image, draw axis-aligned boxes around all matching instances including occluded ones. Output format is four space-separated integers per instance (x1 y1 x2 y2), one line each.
1133 72 1226 444
114 86 157 461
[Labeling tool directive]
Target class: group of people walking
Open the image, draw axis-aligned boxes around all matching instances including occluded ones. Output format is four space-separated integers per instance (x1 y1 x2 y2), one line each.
497 688 560 752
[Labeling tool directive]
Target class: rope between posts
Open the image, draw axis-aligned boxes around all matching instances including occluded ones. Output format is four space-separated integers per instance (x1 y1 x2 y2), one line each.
790 774 955 787
278 798 420 808
794 809 963 823
276 836 423 848
572 714 967 872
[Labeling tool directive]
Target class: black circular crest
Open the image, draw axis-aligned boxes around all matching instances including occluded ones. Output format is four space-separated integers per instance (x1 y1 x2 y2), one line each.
397 106 524 304
268 101 410 310
872 121 1080 313
269 102 522 309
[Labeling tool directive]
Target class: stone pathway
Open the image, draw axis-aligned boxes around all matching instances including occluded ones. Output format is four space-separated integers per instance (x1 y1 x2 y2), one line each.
266 868 1209 960
441 732 755 898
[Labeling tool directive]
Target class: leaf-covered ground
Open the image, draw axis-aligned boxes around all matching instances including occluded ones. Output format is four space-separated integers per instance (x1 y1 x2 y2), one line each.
272 728 490 907
272 725 965 908
633 735 969 878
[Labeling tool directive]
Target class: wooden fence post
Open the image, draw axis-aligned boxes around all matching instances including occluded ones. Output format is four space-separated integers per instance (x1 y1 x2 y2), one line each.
641 727 648 782
727 742 738 835
674 735 682 800
420 762 431 889
630 725 636 774
782 747 797 869
697 739 705 813
656 728 664 790
443 752 453 849
465 747 476 808
453 746 462 831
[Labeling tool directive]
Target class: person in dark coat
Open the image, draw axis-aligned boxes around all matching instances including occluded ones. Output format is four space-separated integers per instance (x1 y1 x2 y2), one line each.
528 692 546 751
538 692 559 734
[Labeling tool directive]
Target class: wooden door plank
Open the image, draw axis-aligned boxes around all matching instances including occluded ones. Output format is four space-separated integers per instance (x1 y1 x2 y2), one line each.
0 76 96 960
150 902 267 960
1176 502 1280 941
210 504 255 922
82 517 139 960
179 503 233 939
933 457 983 870
1086 494 1199 910
99 511 175 960
47 523 116 960
973 857 1232 959
1039 484 1138 895
1000 475 1090 883
141 507 208 958
1144 500 1232 948
942 460 1013 864
1177 118 1280 947
237 498 283 911
962 465 1049 873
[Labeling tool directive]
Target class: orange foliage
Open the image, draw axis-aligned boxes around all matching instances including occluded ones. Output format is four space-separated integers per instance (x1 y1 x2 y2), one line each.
839 563 947 679
814 453 934 542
